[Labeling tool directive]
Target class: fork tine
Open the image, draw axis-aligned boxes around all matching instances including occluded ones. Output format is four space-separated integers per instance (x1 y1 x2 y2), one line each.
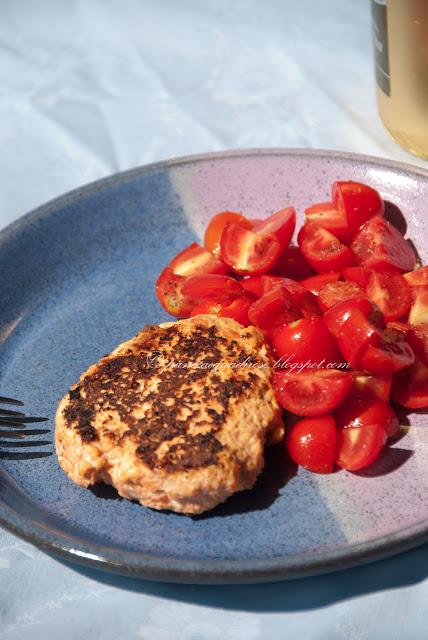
0 428 50 438
0 421 27 429
0 408 26 417
0 439 51 448
0 395 24 406
0 416 48 426
0 430 27 439
0 451 53 460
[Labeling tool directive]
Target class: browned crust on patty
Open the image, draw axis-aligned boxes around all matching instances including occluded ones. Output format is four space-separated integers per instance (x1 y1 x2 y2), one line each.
55 315 284 513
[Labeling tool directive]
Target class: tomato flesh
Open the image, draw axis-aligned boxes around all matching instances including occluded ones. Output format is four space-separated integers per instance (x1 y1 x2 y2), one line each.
220 223 281 275
190 296 252 326
386 320 409 335
332 180 384 238
351 372 392 403
248 286 301 331
253 207 296 252
391 357 428 409
274 370 352 416
272 317 343 370
298 223 355 274
155 268 191 317
262 275 298 295
351 216 416 272
358 328 415 375
335 377 393 470
337 305 413 374
342 266 370 288
169 242 228 276
286 415 336 474
204 212 252 256
318 280 365 312
366 270 412 322
277 278 321 318
300 272 340 296
407 324 428 367
336 424 387 471
403 265 428 288
240 274 304 299
337 308 380 367
335 395 399 439
305 202 349 241
239 275 264 298
181 274 242 303
272 245 314 280
324 297 382 338
408 288 428 325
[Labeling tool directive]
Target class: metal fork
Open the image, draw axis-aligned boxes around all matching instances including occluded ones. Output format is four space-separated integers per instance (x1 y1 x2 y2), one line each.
0 395 51 459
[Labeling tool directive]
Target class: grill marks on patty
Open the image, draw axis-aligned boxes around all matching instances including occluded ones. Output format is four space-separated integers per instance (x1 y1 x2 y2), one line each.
63 322 262 472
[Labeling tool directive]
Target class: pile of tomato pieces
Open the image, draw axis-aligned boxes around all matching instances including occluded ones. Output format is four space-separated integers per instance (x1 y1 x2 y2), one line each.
156 180 428 475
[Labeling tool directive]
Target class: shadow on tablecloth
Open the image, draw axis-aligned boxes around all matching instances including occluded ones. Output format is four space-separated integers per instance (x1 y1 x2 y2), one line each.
54 543 428 613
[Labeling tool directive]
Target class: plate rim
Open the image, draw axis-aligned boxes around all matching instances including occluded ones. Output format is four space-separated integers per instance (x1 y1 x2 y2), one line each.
2 146 428 584
3 146 428 247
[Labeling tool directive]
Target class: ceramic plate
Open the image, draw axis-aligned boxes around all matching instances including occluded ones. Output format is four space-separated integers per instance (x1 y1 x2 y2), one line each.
1 149 428 584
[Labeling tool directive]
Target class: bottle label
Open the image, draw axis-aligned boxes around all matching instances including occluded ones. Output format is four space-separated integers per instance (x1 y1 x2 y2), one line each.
371 0 390 96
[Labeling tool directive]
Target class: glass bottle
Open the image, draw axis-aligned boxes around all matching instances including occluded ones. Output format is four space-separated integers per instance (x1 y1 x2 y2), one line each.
372 0 428 158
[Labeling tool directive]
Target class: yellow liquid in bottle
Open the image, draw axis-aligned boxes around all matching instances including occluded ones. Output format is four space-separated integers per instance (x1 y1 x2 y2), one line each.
373 0 428 159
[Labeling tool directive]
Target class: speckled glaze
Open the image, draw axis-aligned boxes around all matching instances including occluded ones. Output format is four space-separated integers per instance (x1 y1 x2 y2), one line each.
1 149 428 584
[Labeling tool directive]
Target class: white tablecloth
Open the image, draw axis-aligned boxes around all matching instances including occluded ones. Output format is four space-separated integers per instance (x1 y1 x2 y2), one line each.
1 1 428 638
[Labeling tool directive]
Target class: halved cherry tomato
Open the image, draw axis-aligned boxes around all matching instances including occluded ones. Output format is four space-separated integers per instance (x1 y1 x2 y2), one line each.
248 286 301 332
352 372 392 403
181 274 242 303
286 415 336 474
240 275 265 298
262 275 297 294
272 317 343 369
318 280 365 312
253 207 296 252
169 242 228 276
342 266 370 288
305 202 349 242
220 223 281 275
204 212 252 256
403 265 428 288
298 223 355 274
407 324 428 367
271 245 314 280
240 274 306 298
337 305 413 374
240 274 320 319
391 357 428 409
155 268 192 317
276 278 321 318
190 295 252 326
336 424 387 471
157 272 243 319
337 308 380 367
300 272 340 296
408 288 428 325
366 270 412 322
274 369 352 416
332 180 384 239
335 395 399 439
358 327 415 375
351 216 416 272
324 297 382 338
